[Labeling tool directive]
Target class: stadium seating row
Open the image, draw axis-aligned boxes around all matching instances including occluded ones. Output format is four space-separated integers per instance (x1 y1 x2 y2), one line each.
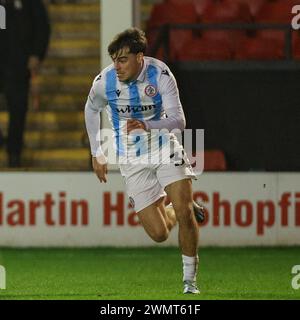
150 0 298 23
146 0 300 60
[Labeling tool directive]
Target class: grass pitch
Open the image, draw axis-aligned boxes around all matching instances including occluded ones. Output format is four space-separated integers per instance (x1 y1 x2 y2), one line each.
0 247 299 300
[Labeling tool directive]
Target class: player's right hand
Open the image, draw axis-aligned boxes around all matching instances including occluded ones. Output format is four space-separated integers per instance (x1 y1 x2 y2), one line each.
92 155 108 183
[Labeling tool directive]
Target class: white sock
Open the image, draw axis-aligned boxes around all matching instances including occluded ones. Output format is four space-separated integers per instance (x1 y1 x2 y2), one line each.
182 254 199 282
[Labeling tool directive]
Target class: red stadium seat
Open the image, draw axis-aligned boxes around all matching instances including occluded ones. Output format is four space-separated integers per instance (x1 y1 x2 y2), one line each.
254 29 285 58
255 0 297 23
175 37 232 61
293 41 300 59
253 29 300 60
256 30 285 42
147 1 198 28
187 150 227 171
193 0 214 17
201 0 252 23
200 0 251 55
201 29 248 55
204 150 227 171
146 1 198 60
293 31 300 60
166 0 194 4
234 35 285 60
238 0 266 18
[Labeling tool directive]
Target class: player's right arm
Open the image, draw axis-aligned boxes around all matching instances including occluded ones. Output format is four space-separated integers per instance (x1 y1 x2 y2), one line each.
84 74 108 183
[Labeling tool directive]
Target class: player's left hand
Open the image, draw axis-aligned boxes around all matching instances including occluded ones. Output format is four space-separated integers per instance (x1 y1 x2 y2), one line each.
92 155 108 183
127 119 146 133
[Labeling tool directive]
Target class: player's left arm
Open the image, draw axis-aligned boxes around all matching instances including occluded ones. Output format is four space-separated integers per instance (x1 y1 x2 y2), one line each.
142 70 186 132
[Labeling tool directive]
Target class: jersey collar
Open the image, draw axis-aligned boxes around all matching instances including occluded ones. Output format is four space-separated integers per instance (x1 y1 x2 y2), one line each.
136 58 147 83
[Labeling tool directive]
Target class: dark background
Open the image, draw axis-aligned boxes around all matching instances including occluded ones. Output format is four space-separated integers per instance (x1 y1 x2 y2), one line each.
172 61 300 171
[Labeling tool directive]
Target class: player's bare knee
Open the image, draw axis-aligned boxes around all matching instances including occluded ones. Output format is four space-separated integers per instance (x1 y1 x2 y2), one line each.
172 197 192 212
150 229 169 243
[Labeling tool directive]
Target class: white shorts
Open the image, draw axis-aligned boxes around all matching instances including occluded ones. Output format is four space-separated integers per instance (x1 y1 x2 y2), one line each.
119 142 197 213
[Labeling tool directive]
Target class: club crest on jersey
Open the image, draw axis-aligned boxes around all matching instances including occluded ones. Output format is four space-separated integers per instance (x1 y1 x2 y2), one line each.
145 84 158 97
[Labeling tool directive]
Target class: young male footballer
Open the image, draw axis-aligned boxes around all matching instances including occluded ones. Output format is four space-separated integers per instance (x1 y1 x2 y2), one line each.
85 28 205 294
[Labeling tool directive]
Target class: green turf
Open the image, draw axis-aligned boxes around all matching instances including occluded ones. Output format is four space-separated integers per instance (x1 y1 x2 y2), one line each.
0 247 299 300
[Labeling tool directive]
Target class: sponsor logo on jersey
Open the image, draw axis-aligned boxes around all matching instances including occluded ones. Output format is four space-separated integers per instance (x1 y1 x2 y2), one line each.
116 104 157 114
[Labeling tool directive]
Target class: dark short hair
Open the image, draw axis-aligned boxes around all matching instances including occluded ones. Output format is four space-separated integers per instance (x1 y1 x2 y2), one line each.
108 28 147 56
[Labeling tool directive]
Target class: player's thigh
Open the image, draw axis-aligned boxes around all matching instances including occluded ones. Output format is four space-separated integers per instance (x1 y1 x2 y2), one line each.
137 197 169 242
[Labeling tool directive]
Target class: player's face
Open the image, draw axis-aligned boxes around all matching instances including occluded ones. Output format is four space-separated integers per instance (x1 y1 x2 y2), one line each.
111 48 143 82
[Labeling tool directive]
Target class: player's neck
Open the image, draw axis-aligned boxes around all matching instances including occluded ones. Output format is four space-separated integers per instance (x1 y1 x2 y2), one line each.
126 59 144 84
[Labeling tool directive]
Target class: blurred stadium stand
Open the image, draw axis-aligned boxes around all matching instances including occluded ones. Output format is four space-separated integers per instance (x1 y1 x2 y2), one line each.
145 0 300 171
1 0 299 172
146 0 300 61
0 0 100 170
146 0 199 60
